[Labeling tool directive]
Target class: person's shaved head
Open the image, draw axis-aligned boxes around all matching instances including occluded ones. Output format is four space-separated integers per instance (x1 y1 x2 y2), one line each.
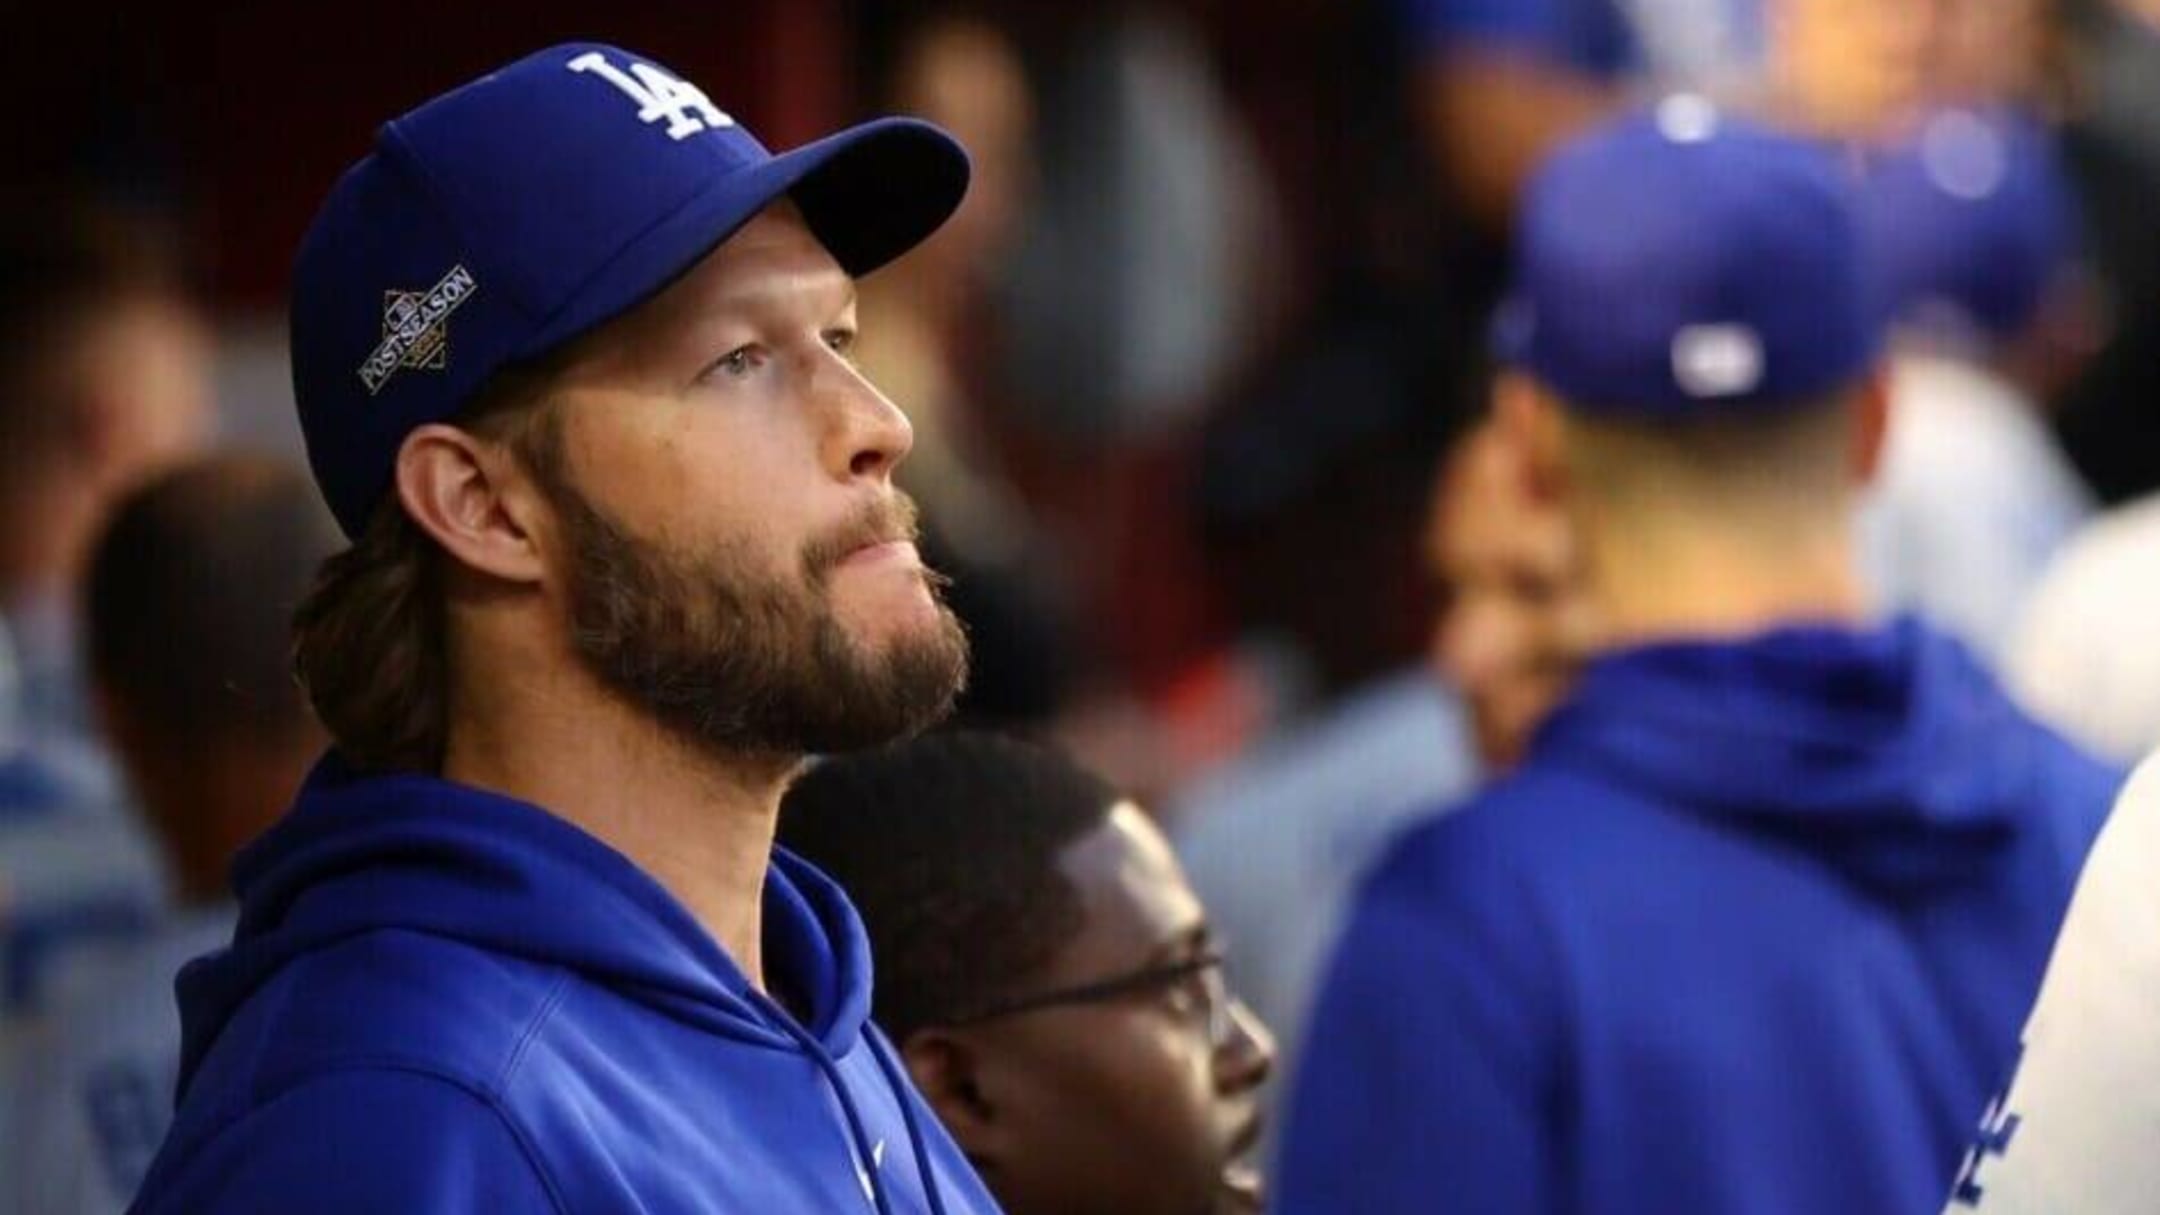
87 454 339 900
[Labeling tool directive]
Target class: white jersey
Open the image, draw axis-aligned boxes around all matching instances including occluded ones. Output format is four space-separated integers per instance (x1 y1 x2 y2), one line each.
1944 756 2160 1212
1860 354 2093 664
6 909 232 1214
2008 493 2160 765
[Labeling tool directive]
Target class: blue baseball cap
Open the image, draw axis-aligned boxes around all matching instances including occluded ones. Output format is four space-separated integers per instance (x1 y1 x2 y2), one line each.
1494 96 1882 417
1858 107 2071 345
291 43 971 537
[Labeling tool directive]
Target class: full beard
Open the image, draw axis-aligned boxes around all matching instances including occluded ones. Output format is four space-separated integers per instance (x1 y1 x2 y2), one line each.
546 477 969 760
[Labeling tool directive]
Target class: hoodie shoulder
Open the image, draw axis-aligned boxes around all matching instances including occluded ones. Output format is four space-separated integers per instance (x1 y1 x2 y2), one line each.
135 1067 562 1213
1339 773 1594 1021
2009 712 2123 860
188 928 573 1112
1280 781 1573 1213
1367 766 1632 893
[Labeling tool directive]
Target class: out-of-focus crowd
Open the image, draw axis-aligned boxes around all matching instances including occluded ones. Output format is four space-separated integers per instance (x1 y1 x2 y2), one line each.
8 0 2160 1211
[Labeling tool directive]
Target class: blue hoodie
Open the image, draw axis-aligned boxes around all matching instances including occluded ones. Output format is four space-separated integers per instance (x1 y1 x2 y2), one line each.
1276 620 2118 1215
128 758 1001 1214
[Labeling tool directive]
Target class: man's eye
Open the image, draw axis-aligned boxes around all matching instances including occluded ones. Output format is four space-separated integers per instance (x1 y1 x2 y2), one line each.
1159 982 1197 1017
704 347 757 380
1163 965 1210 1015
823 329 858 358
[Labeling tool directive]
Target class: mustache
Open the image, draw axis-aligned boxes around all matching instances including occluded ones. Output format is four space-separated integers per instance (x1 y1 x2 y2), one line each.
801 493 938 583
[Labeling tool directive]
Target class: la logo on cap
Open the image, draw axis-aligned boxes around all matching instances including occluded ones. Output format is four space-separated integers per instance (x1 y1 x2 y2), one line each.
567 51 735 142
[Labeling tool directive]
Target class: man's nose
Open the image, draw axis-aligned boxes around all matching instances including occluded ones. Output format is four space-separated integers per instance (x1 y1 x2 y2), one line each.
1435 603 1510 690
819 364 915 483
1215 998 1276 1095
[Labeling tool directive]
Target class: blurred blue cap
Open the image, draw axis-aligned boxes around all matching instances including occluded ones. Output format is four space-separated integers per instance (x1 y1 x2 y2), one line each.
1495 96 1882 417
291 43 971 537
1859 107 2072 345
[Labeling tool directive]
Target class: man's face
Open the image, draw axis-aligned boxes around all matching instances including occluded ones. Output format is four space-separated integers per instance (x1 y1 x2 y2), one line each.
72 292 215 495
959 803 1275 1215
532 204 968 757
892 17 1033 279
1930 0 2048 101
1774 0 1941 136
1427 425 1585 772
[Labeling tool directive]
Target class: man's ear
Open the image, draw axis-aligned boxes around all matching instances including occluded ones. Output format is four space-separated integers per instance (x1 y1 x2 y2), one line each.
1491 372 1569 504
1848 366 1892 487
394 424 550 585
900 1029 999 1149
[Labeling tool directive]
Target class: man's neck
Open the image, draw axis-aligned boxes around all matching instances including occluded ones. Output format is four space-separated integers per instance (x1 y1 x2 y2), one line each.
443 661 797 990
1585 521 1869 651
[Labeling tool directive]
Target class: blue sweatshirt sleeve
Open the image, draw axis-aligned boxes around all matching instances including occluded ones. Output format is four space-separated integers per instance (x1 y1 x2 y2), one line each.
1274 815 1566 1214
134 1069 561 1213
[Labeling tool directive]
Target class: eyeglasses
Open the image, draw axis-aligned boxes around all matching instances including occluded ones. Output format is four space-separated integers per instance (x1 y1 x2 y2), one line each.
946 950 1235 1046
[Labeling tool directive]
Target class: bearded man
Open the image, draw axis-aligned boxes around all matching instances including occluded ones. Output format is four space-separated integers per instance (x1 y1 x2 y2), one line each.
126 43 997 1214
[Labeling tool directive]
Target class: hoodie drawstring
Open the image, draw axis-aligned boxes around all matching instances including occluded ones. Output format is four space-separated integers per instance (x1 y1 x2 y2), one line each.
756 990 947 1215
868 1027 952 1215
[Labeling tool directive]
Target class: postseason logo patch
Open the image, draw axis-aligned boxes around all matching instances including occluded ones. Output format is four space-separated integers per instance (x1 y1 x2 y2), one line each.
358 264 478 395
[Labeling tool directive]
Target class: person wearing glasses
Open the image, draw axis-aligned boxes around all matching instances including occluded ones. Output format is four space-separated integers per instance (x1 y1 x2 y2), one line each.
780 731 1276 1215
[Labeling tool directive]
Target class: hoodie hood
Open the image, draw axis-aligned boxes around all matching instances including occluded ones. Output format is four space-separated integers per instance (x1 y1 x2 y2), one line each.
176 755 874 1098
1532 618 2061 891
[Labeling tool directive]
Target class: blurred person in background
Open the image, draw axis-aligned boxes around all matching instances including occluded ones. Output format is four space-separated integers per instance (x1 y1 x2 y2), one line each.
1929 0 2054 106
981 4 1284 797
1393 0 1933 639
1186 0 1489 725
1838 23 2160 1200
1856 107 2096 661
8 454 334 1214
1174 421 1585 1132
1424 422 1592 775
2047 0 2160 503
855 10 1077 732
1394 0 1754 551
1903 0 2160 763
1399 0 1942 225
2005 492 2160 765
995 5 1273 452
782 731 1275 1215
0 199 212 1022
85 457 334 906
1400 0 1931 242
1759 0 1937 140
1936 15 2160 1151
1938 744 2160 1213
1189 0 1941 1130
0 198 214 743
1401 0 1762 231
1277 107 2118 1215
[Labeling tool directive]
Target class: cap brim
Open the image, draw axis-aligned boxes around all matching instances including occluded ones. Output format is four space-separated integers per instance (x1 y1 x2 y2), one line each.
517 116 969 361
786 117 973 277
